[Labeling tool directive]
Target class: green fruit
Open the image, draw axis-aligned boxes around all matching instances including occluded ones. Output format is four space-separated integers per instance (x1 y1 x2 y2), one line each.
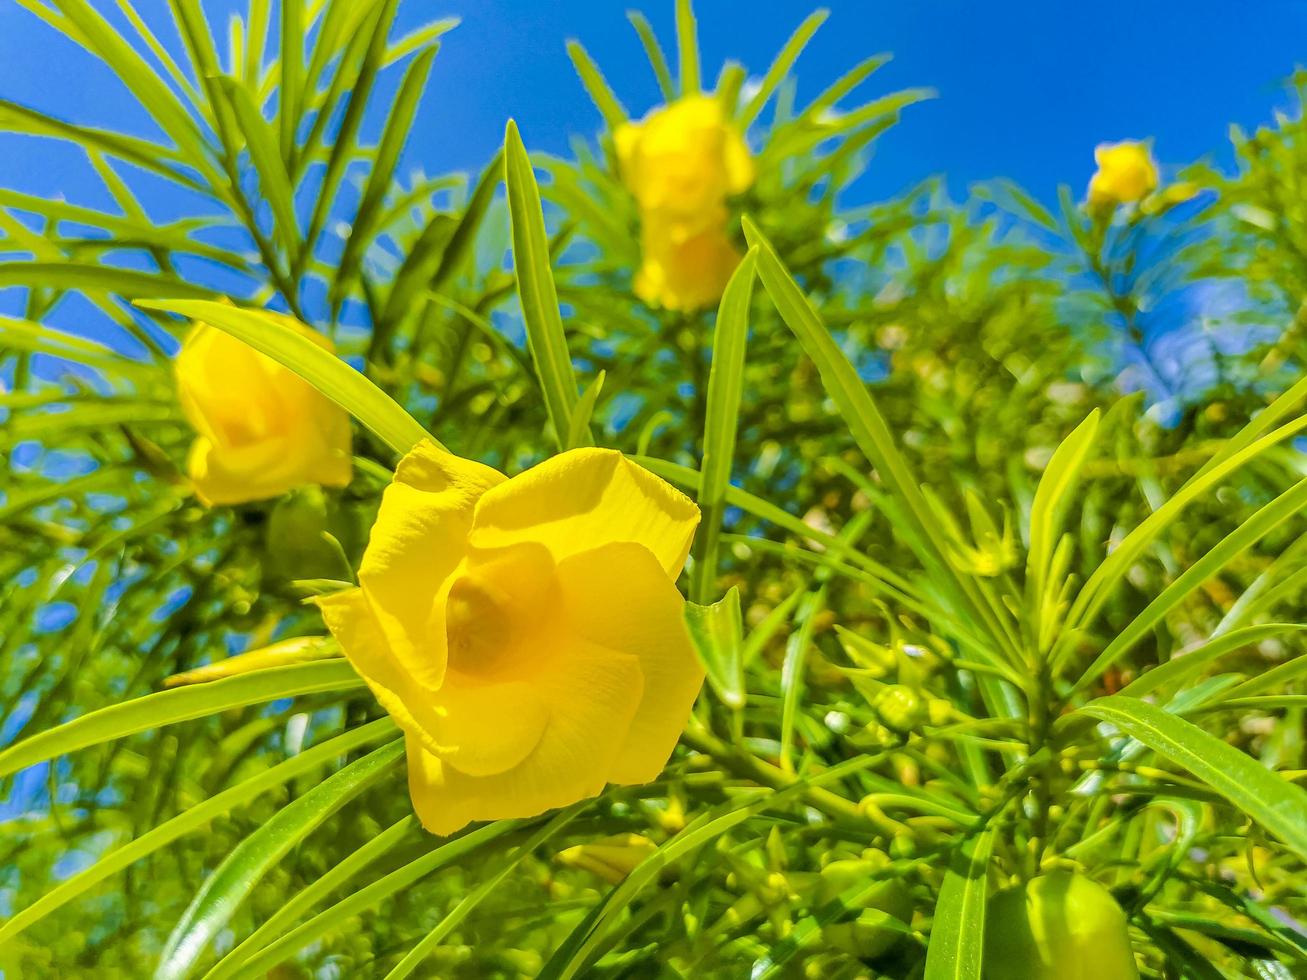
817 860 912 960
874 685 927 734
984 872 1139 980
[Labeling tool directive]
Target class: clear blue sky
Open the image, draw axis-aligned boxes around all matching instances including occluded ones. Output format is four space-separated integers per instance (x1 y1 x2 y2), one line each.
0 0 1304 213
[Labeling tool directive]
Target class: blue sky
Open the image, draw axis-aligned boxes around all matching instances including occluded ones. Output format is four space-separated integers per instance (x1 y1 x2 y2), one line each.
0 0 1305 212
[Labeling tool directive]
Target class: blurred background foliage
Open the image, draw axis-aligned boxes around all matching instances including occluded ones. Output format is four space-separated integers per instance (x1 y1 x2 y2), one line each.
1 1 1306 978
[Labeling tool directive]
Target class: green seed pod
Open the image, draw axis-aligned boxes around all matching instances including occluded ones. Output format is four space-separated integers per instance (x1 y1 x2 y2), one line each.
817 860 911 960
874 685 927 734
984 872 1139 980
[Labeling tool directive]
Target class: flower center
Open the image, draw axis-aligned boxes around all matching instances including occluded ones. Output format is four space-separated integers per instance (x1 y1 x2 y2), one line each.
444 574 516 676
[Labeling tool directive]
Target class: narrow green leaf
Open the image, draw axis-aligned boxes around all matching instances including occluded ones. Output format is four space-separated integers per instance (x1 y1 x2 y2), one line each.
566 371 604 451
924 829 994 980
0 261 214 299
1075 477 1307 692
232 820 520 975
742 216 1017 665
1079 696 1307 861
566 40 627 132
217 77 300 250
692 248 757 604
0 660 363 778
383 807 582 979
780 587 826 772
379 151 501 341
684 587 746 710
503 119 581 448
331 44 438 317
278 0 303 158
738 9 828 128
202 817 416 980
538 753 883 980
1059 413 1307 660
1026 410 1098 645
134 298 437 456
156 740 405 980
0 720 396 945
674 0 699 94
627 10 674 102
1118 624 1307 700
299 0 398 268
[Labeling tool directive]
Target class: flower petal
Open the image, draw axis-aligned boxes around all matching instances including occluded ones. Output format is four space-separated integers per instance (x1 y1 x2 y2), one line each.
357 441 506 690
315 587 448 751
469 448 699 578
429 678 550 777
557 542 704 784
405 641 644 835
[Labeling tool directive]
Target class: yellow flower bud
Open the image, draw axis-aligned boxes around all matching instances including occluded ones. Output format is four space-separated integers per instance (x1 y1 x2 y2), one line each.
175 318 351 506
555 833 658 884
984 872 1139 980
317 443 705 835
1087 140 1158 208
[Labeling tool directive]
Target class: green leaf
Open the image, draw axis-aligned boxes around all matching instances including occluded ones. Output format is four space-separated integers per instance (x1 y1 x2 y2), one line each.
627 11 675 103
134 298 437 456
1079 696 1307 861
0 719 396 946
383 807 582 979
684 587 746 711
202 816 417 980
1025 409 1098 646
1057 413 1307 664
538 753 882 979
156 740 405 980
1117 624 1307 700
738 9 828 128
278 0 303 159
503 119 581 449
674 0 699 95
331 43 438 317
216 77 300 252
1074 476 1307 692
923 829 994 980
692 248 756 604
0 261 214 299
299 0 399 270
566 40 627 132
232 820 520 975
742 215 1017 666
0 660 363 778
566 371 604 451
379 150 502 341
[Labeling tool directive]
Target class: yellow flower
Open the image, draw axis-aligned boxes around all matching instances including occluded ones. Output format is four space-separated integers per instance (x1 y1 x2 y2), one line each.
634 218 744 312
175 319 352 506
616 94 754 311
317 442 704 835
616 95 753 225
1087 140 1158 208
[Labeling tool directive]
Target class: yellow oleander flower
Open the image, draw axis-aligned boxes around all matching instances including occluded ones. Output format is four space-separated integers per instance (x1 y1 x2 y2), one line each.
317 442 704 835
1088 140 1158 208
616 94 753 225
617 94 754 311
175 319 352 506
634 218 744 312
